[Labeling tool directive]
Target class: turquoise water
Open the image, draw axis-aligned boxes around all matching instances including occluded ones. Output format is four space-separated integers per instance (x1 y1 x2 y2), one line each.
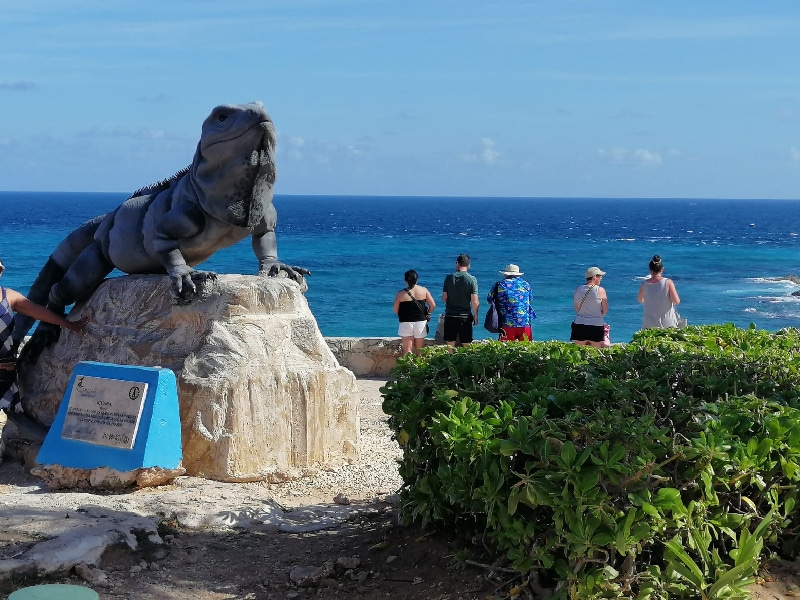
1 192 799 342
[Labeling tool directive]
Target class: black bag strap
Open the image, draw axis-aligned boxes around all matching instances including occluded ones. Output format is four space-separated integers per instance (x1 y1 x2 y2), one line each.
406 288 429 316
489 282 500 306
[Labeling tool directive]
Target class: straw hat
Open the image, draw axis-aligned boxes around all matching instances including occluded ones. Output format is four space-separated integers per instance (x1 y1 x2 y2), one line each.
500 264 523 276
585 266 606 278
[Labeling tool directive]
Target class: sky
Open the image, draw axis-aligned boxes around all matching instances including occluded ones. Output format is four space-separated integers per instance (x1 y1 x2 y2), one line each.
1 1 799 199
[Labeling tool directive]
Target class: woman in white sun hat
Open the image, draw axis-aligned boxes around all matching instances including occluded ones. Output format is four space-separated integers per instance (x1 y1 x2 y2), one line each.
570 266 608 348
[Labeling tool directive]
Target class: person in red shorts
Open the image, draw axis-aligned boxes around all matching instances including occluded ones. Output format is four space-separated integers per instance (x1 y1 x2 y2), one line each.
487 264 536 341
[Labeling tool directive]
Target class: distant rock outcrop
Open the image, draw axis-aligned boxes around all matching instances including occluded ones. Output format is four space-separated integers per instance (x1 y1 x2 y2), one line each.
15 275 359 482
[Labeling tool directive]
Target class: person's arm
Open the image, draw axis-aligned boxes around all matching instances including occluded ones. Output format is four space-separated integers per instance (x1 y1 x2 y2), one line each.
600 288 608 316
471 293 479 324
425 289 436 315
6 288 88 333
667 279 681 305
637 283 645 304
393 290 402 315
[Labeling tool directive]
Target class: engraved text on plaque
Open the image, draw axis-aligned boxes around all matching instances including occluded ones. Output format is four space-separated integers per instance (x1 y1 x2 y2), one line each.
61 375 148 449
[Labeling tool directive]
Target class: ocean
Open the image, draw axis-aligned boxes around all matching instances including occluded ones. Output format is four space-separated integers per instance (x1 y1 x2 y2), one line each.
1 192 800 344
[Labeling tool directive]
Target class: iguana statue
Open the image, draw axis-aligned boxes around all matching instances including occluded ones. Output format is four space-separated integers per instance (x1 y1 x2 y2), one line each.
15 100 308 361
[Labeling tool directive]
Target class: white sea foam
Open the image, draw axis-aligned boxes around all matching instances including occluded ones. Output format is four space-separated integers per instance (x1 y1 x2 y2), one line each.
750 295 800 304
747 277 799 286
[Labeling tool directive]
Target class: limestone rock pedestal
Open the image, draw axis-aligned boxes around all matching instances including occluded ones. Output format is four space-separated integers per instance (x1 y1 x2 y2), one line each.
16 274 359 482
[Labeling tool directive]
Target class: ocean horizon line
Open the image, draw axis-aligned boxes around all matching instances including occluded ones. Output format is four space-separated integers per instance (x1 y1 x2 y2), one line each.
1 190 799 203
2 192 800 341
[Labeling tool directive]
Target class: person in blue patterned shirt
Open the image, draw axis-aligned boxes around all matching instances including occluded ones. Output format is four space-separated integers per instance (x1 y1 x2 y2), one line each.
487 264 536 341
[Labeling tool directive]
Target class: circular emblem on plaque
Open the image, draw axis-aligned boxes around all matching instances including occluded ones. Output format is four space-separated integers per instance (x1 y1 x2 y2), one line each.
129 386 141 400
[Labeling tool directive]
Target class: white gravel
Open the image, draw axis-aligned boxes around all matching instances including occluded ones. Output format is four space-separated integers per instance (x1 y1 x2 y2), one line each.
0 377 404 514
264 377 404 506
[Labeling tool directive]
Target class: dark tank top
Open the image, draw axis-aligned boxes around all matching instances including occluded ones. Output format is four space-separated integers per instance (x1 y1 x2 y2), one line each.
398 297 428 322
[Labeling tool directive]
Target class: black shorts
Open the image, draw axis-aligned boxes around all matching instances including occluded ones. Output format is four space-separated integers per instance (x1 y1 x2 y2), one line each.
570 322 604 343
444 314 473 343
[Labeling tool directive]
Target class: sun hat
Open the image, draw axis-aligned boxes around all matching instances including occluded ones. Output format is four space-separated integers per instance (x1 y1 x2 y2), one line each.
0 258 5 272
500 264 523 276
585 266 606 278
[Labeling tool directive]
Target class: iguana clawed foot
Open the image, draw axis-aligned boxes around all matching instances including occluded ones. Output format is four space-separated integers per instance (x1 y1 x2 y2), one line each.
171 267 218 305
259 260 311 283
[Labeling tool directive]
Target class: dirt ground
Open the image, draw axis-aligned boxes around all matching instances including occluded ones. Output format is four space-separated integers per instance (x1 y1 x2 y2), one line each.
2 376 800 599
3 465 800 600
0 463 505 600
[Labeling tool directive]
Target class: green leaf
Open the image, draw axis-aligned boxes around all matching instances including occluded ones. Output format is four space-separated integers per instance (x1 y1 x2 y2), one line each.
561 440 577 467
665 538 705 588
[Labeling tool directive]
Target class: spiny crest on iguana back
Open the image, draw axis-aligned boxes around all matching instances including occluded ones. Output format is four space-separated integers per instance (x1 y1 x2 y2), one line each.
130 166 190 199
14 101 310 370
14 102 309 354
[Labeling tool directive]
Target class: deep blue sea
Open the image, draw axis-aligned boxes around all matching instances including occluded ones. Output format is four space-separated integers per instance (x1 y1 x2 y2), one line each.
1 192 800 343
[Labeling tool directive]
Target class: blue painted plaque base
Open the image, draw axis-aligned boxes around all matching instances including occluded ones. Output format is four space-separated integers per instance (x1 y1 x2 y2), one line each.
37 362 182 471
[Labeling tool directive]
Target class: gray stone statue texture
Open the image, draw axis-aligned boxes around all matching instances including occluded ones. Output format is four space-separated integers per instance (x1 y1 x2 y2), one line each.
15 101 308 358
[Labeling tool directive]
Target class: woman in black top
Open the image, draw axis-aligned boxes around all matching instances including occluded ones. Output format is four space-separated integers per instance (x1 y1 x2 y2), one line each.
393 270 436 355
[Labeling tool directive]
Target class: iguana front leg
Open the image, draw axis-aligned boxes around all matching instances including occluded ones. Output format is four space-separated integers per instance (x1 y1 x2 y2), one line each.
152 205 216 303
253 228 311 282
161 251 217 304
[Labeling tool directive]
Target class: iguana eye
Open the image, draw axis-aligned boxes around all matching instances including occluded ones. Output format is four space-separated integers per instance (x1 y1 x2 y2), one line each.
216 113 229 123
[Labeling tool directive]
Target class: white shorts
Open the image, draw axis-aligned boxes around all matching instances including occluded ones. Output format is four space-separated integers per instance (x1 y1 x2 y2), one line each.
398 321 427 339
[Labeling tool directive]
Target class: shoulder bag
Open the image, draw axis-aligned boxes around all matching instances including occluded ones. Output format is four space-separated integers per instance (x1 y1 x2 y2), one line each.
406 289 431 334
484 282 502 334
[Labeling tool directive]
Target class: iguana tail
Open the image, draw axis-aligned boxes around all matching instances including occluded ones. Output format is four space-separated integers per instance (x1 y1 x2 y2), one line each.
12 214 105 345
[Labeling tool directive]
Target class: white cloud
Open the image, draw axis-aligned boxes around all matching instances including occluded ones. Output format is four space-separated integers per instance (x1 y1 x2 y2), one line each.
597 147 663 167
0 81 35 91
283 136 306 160
791 147 800 164
136 129 166 141
631 148 663 166
460 137 502 165
278 135 368 164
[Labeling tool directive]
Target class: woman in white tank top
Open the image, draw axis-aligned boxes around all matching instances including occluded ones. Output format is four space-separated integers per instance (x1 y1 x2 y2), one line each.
638 255 681 328
571 266 608 347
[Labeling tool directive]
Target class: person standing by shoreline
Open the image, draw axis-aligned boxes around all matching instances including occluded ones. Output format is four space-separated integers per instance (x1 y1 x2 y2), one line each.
488 263 536 341
442 254 479 347
570 266 608 348
393 269 435 355
638 255 681 328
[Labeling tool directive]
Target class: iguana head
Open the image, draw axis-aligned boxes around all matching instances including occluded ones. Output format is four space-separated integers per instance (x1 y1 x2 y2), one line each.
191 101 277 228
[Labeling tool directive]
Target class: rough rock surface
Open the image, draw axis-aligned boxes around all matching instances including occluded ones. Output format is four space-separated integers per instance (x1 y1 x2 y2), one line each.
30 464 187 491
325 338 403 377
16 274 358 482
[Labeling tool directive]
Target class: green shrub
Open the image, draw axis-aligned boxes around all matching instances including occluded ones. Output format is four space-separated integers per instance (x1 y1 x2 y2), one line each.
382 324 800 599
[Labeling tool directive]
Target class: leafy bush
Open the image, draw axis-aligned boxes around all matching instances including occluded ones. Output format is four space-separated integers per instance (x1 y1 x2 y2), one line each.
381 324 800 599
